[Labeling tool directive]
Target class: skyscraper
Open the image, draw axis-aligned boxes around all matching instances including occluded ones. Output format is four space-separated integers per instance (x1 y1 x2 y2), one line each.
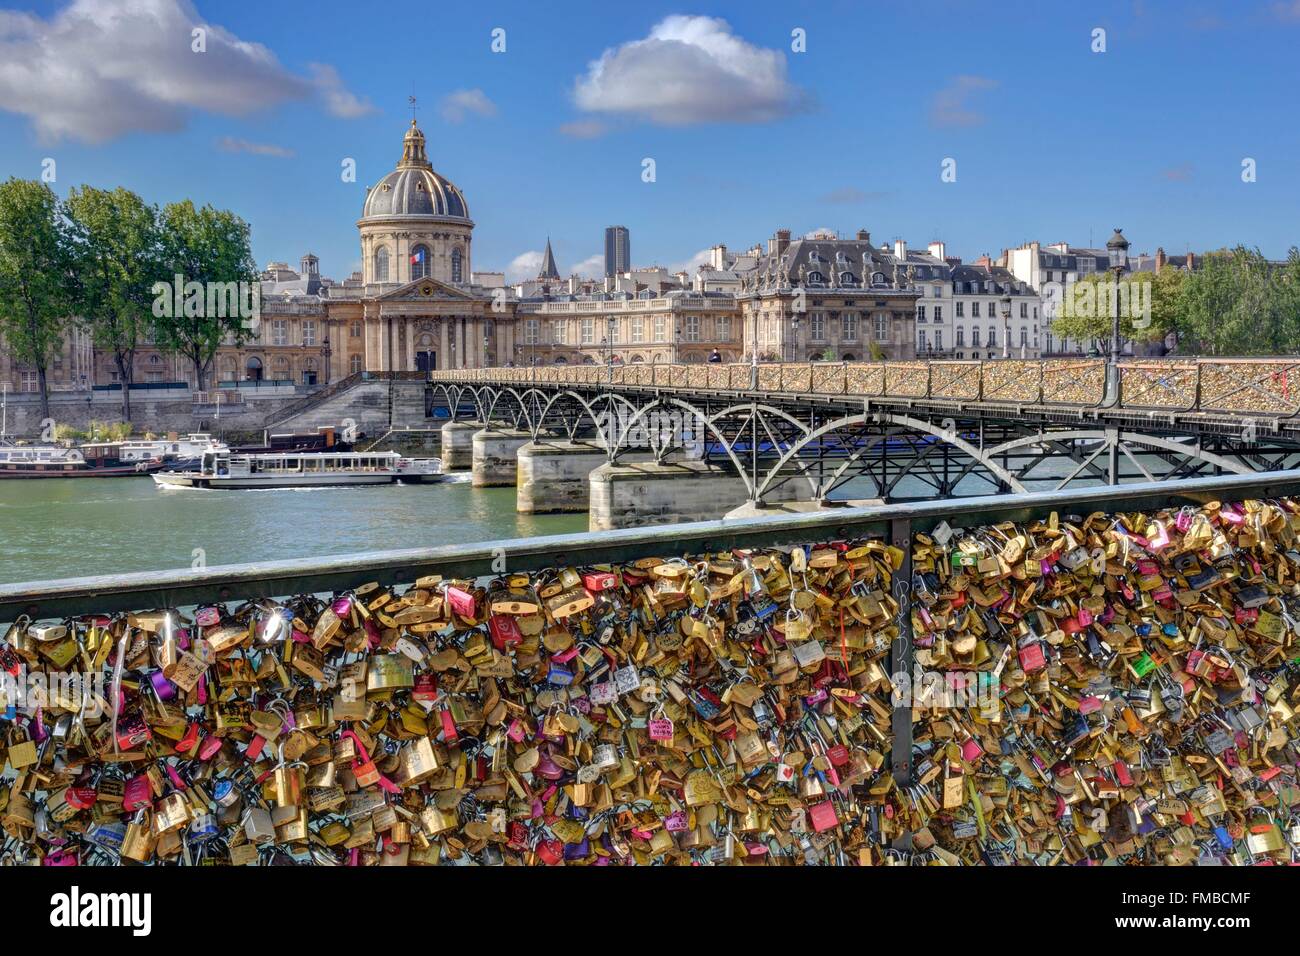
604 226 630 277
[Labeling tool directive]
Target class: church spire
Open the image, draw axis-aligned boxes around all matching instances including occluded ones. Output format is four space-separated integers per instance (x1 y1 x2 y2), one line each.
538 237 560 279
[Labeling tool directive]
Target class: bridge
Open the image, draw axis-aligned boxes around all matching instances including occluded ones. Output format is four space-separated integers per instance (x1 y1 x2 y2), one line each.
426 358 1300 529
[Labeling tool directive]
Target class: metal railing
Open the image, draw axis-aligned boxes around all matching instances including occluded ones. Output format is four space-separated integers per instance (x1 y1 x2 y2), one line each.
5 470 1300 623
429 358 1300 417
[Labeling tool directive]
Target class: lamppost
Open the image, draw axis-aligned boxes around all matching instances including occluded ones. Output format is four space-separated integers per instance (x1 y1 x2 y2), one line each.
998 296 1011 360
320 335 331 385
789 314 801 364
1106 228 1130 399
483 334 491 369
606 315 617 386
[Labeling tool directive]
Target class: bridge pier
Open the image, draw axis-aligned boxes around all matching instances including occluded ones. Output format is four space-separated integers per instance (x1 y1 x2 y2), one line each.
439 421 480 472
517 440 609 513
472 428 533 487
589 460 816 531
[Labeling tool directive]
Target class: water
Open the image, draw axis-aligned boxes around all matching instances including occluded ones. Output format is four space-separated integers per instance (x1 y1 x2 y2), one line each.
0 476 587 584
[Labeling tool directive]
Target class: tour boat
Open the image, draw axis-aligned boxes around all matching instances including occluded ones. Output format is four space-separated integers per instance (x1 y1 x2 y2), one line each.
0 441 165 478
152 450 443 489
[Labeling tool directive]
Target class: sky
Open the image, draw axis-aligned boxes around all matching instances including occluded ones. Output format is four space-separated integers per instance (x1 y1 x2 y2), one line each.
1 0 1298 283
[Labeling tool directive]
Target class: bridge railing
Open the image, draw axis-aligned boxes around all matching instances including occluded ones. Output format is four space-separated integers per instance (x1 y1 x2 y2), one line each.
434 358 1300 417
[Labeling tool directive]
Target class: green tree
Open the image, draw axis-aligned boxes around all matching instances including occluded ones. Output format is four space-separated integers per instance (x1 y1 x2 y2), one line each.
1050 270 1183 355
1177 246 1292 355
153 200 258 391
0 178 73 422
64 186 162 422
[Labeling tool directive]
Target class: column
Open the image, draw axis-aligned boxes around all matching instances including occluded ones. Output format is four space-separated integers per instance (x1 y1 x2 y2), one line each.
457 317 466 369
438 319 449 371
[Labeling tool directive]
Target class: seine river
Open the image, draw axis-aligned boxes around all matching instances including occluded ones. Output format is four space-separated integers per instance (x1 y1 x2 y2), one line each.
0 476 587 584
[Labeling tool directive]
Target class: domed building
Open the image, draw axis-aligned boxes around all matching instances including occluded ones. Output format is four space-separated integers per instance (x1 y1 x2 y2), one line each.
358 120 474 286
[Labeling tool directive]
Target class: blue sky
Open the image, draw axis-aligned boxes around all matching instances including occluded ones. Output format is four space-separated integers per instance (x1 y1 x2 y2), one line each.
1 0 1298 281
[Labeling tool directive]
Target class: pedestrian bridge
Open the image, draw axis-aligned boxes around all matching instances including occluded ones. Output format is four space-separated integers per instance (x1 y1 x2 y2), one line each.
425 358 1300 527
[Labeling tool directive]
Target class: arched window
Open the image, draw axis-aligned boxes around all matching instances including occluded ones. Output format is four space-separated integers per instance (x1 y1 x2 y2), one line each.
451 248 463 284
410 244 431 281
840 272 856 286
374 246 389 282
807 271 825 285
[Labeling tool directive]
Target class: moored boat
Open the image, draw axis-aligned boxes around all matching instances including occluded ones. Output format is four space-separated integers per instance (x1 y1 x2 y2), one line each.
0 441 164 478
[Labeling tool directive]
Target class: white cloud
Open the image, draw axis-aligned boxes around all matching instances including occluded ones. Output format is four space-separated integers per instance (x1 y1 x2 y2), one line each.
670 248 713 273
570 254 605 277
217 136 294 158
310 63 376 118
929 75 998 128
506 251 543 282
573 15 805 125
0 0 370 143
558 119 607 139
439 88 498 123
804 228 837 240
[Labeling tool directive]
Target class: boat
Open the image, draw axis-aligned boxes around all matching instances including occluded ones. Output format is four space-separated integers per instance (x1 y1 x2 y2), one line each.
230 426 354 456
0 441 165 478
118 432 228 463
152 450 444 489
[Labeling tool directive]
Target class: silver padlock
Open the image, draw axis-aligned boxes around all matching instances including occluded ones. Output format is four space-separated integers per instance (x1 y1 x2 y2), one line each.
243 806 275 843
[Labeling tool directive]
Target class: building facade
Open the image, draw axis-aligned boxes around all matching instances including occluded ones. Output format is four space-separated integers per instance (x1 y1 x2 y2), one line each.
604 226 630 277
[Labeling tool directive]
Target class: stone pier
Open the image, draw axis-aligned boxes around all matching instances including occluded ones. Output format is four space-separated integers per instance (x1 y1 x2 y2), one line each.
517 440 609 513
589 460 816 531
471 428 534 487
439 421 479 472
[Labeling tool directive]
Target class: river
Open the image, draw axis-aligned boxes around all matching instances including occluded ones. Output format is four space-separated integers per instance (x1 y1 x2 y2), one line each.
0 476 587 584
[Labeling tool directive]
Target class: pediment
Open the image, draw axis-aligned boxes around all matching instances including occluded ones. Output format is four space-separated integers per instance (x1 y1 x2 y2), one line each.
374 277 477 301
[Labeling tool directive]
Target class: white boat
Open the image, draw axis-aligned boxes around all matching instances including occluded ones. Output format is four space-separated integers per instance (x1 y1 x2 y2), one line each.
152 450 444 489
119 432 228 462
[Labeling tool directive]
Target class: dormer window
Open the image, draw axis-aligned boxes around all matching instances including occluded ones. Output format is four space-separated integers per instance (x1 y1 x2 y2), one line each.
807 271 825 285
871 272 886 286
840 272 857 285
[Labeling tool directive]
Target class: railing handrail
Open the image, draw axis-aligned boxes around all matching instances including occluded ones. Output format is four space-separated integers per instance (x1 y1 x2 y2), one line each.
433 357 1300 418
6 470 1300 622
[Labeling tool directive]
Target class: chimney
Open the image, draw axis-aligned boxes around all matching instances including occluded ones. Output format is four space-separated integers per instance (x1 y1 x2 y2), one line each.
927 240 946 261
1154 247 1166 273
893 238 907 261
856 229 870 242
1185 251 1195 271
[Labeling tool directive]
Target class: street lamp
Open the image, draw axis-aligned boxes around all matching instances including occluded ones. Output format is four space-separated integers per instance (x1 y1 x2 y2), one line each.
483 334 491 368
998 295 1011 360
320 335 331 385
1106 228 1130 375
790 314 801 364
606 316 617 386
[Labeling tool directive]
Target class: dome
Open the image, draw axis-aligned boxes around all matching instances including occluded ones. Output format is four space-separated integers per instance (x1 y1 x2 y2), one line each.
361 121 470 221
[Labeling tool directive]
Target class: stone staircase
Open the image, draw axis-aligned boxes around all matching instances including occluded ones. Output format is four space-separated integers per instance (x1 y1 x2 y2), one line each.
263 372 429 438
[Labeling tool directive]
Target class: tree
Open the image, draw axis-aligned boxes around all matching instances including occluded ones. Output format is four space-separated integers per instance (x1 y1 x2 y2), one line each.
0 178 73 423
1178 246 1297 355
64 186 162 422
153 200 258 391
1050 269 1183 355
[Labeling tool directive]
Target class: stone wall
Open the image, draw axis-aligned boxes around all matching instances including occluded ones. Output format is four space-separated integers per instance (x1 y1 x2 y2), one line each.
0 391 292 439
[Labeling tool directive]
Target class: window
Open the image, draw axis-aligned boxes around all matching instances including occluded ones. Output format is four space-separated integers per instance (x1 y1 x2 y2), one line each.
917 305 927 322
1020 327 1029 347
839 272 855 286
841 313 857 341
972 302 980 318
654 316 666 343
807 271 825 285
525 319 539 345
350 320 362 338
934 330 943 351
956 326 965 348
874 314 888 342
810 313 826 342
684 315 700 342
956 301 964 318
410 244 431 280
350 354 363 374
581 318 594 345
271 320 288 346
987 327 996 346
972 328 981 347
934 306 943 322
302 320 317 347
716 316 730 341
374 246 389 282
918 329 927 349
631 317 645 343
1020 302 1028 319
451 248 463 284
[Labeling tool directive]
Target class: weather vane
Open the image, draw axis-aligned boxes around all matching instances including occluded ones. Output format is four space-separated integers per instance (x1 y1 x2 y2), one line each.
409 93 418 123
